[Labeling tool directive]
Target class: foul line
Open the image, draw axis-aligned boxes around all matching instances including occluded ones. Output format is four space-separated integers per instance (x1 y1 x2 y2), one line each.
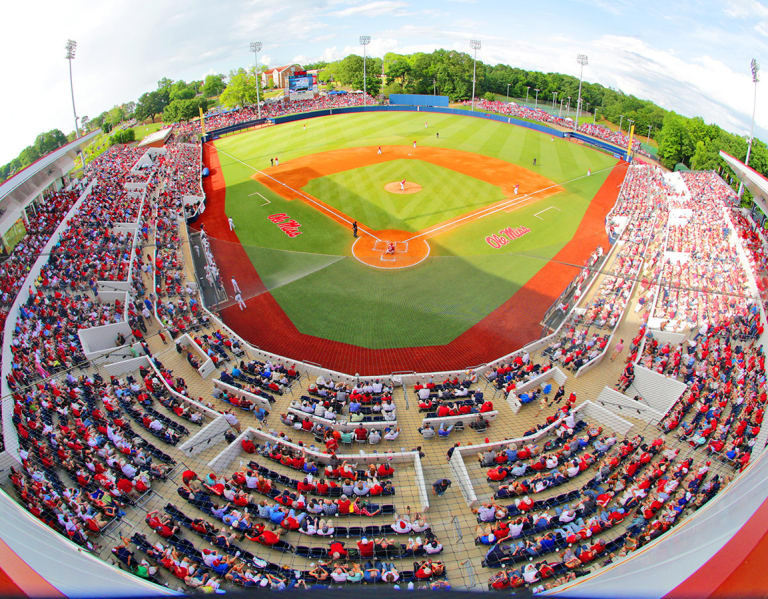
405 164 615 243
213 144 382 242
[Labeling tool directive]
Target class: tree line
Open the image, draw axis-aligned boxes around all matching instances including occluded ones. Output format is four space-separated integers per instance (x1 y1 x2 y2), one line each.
1 50 764 198
310 51 767 193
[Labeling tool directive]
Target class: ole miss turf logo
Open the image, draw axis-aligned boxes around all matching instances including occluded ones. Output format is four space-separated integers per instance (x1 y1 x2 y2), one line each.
268 213 302 238
485 226 531 248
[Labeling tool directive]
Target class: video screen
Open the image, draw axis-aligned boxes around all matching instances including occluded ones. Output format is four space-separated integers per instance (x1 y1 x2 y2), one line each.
289 75 313 92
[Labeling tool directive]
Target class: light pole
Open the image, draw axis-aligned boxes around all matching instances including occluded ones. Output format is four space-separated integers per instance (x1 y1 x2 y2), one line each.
250 42 262 118
593 107 598 124
618 114 624 134
566 96 571 118
534 88 540 109
470 39 481 111
525 86 530 104
573 54 588 131
359 35 371 106
738 59 760 200
65 40 80 138
506 83 511 102
559 98 564 118
552 91 557 110
647 124 652 141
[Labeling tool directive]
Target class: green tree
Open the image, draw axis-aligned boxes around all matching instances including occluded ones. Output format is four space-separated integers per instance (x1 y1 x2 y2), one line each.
219 68 260 108
163 97 209 123
657 112 695 169
135 90 168 121
384 54 413 88
106 106 126 128
34 130 68 155
202 74 226 98
169 80 196 102
110 128 136 145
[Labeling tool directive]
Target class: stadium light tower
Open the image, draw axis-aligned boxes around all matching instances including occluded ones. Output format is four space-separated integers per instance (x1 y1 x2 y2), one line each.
65 40 80 138
534 88 540 108
647 123 652 141
506 83 511 102
359 35 371 106
250 42 262 119
566 96 571 118
552 91 557 110
618 114 624 134
470 39 481 111
573 54 588 131
525 86 530 103
738 58 760 199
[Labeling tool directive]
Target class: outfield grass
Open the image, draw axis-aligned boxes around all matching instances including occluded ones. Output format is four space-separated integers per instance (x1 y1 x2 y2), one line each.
216 111 617 348
131 122 164 141
302 160 506 232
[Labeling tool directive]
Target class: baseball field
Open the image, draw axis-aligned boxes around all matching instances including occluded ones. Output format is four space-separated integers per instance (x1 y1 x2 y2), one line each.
197 110 625 372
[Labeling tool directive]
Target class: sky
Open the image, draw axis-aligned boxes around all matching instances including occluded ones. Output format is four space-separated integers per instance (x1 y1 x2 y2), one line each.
1 0 767 165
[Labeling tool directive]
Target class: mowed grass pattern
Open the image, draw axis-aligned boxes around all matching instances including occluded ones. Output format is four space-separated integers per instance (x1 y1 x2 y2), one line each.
216 112 617 348
302 160 506 232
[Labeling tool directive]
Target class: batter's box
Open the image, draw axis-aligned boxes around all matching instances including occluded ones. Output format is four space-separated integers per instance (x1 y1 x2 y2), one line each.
373 240 409 254
534 206 561 220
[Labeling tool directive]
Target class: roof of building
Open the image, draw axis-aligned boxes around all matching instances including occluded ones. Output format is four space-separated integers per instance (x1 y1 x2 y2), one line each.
0 130 99 235
263 64 301 75
138 127 173 147
720 150 768 215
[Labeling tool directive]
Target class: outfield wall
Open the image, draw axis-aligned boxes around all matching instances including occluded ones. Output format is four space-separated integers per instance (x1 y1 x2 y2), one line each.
202 105 630 160
389 93 449 107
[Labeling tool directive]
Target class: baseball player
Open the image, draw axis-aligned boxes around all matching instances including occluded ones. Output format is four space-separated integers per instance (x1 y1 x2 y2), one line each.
235 292 246 311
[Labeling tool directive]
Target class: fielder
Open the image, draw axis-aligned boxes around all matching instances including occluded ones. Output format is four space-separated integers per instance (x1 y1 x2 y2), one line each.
235 292 246 311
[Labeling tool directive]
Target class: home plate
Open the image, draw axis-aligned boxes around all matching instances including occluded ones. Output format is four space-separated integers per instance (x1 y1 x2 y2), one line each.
534 206 560 220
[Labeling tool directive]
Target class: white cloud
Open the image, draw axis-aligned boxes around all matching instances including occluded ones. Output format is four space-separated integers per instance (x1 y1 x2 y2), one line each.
331 1 409 17
724 0 768 18
320 46 341 62
1 0 767 166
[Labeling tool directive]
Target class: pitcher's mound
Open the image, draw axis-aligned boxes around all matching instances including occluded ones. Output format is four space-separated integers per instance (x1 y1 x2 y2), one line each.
385 181 422 194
